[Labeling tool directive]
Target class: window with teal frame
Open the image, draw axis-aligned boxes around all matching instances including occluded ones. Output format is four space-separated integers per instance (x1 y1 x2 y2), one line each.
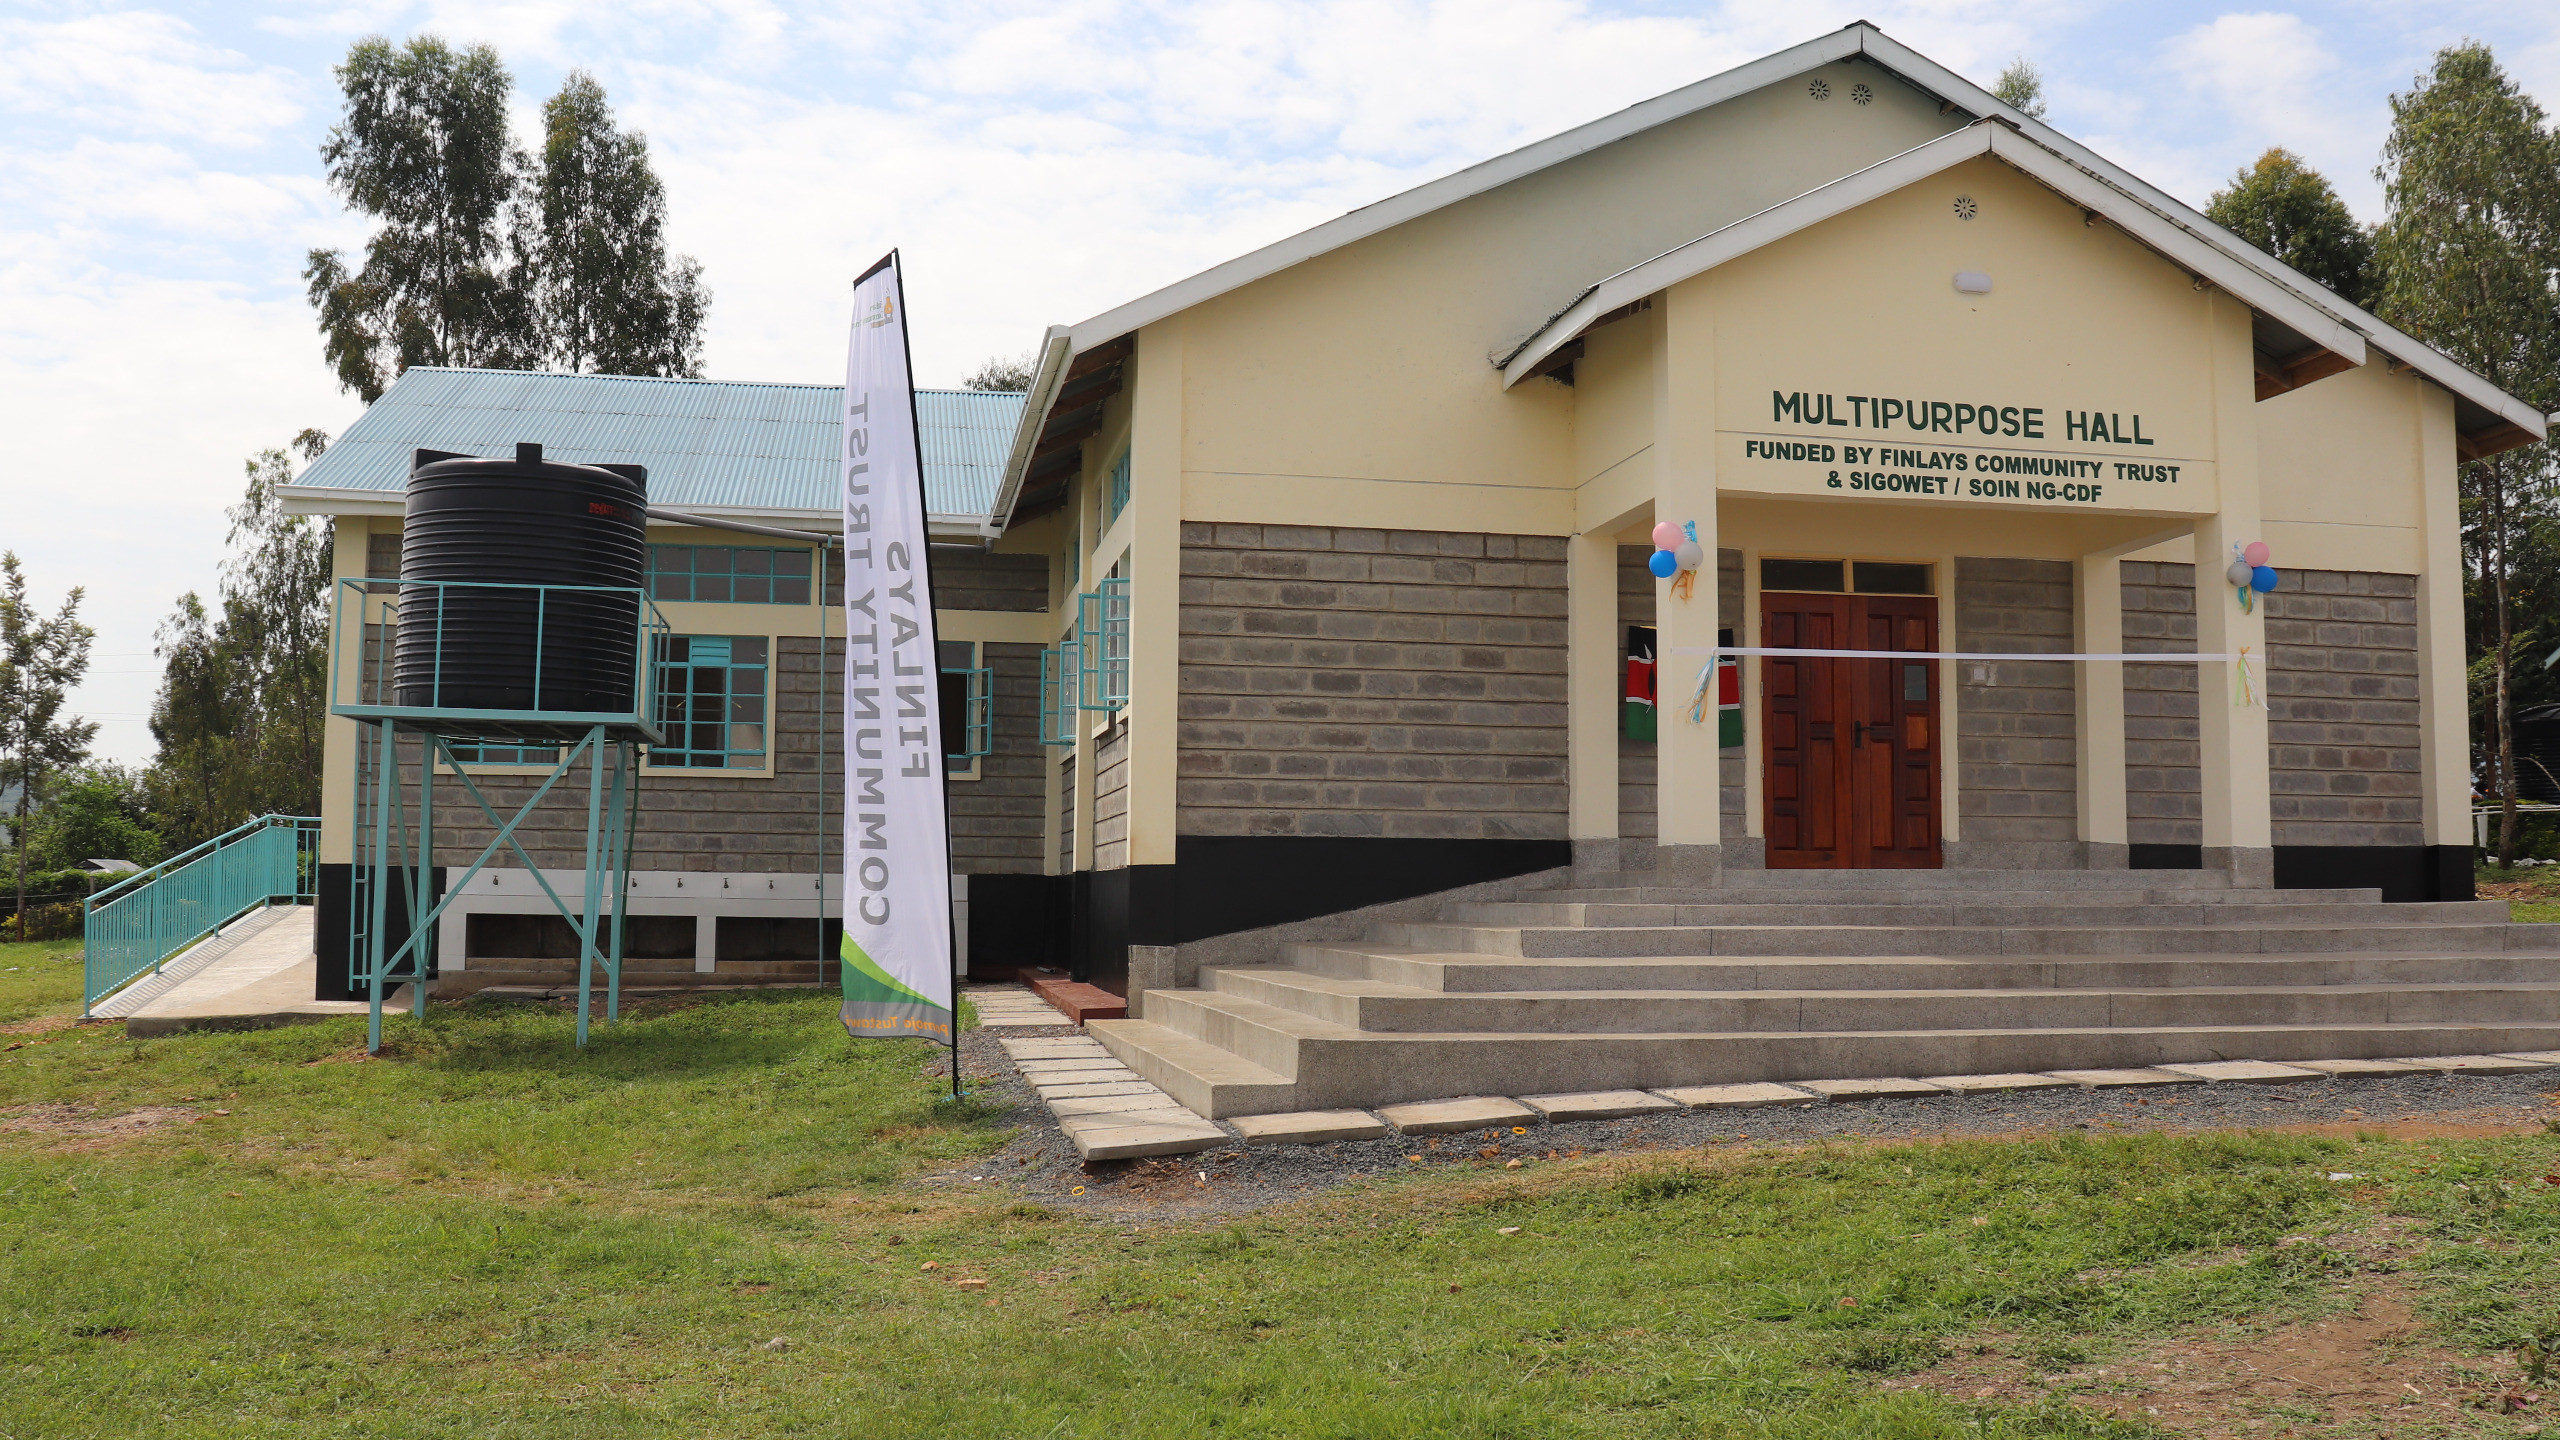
1039 639 1080 746
938 641 992 771
651 635 769 767
1077 576 1130 712
648 546 812 604
1106 450 1131 524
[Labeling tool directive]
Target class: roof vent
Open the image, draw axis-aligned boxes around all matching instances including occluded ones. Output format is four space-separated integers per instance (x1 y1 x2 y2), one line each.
1952 195 1979 221
1851 83 1873 105
1808 78 1830 101
1953 271 1993 295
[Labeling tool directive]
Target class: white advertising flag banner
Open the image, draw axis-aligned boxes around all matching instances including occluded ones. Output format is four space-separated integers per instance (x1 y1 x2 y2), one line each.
838 250 955 1042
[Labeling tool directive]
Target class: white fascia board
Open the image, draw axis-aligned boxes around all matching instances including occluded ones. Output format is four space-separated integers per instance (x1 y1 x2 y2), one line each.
1057 28 1864 353
1499 125 2363 390
1859 30 2544 440
279 485 402 517
991 326 1075 533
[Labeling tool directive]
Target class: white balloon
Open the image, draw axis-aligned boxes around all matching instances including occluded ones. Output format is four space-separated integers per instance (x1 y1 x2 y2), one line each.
1674 541 1705 571
2225 559 2255 587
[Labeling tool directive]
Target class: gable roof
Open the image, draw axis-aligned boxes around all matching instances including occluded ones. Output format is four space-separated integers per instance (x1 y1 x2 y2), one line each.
282 367 1026 537
997 21 2544 519
1496 121 2362 387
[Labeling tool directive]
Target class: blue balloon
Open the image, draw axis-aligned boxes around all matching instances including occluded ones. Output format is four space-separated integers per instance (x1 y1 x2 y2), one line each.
1648 549 1679 578
2250 565 2280 593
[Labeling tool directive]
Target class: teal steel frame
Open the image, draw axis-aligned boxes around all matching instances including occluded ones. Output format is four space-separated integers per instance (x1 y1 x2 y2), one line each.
330 577 665 1053
80 814 319 1015
945 664 992 762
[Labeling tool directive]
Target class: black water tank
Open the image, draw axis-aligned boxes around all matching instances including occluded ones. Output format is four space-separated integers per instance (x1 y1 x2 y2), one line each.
394 443 648 714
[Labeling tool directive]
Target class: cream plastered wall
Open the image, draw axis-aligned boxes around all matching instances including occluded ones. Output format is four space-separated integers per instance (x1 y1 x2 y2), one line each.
1707 157 2225 521
1172 57 1965 534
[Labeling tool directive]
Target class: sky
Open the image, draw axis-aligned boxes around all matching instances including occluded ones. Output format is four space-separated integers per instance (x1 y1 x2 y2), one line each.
7 0 2560 767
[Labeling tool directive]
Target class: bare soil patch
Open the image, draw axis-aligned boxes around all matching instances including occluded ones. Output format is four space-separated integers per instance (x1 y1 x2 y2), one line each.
0 1103 198 1139
1899 1270 2543 1437
0 1015 90 1037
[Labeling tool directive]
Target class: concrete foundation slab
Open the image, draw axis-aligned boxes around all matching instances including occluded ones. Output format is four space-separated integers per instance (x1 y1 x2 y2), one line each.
1654 1082 1819 1110
2499 1051 2560 1064
1922 1073 2079 1093
2160 1061 2325 1084
1049 1093 1194 1118
2406 1055 2556 1074
1378 1097 1538 1134
2290 1058 2434 1076
1230 1110 1389 1144
1000 1038 1107 1060
2048 1068 2206 1088
1059 1110 1226 1161
1016 1059 1135 1078
1520 1090 1682 1122
1800 1078 1946 1101
1034 1080 1161 1100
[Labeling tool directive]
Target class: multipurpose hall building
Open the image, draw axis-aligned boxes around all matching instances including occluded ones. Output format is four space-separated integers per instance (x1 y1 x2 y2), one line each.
287 24 2559 1104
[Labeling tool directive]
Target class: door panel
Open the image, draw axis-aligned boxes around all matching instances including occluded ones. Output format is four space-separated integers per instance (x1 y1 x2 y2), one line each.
1760 591 1941 869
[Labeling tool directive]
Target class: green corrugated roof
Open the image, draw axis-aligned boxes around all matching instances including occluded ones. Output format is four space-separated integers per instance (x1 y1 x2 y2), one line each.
285 367 1025 524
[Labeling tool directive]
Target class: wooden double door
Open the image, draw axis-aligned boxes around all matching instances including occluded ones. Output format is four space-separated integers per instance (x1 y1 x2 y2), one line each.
1761 592 1941 869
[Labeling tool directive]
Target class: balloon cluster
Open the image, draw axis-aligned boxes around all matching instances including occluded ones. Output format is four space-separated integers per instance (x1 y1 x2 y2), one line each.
2224 540 2280 613
1649 520 1704 600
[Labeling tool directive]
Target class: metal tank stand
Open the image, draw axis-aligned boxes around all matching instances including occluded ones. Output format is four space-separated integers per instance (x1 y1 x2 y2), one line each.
332 576 665 1054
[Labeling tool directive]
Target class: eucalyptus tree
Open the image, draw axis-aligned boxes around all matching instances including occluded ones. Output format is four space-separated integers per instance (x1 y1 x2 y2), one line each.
304 36 534 402
0 555 97 932
1991 58 2047 120
2206 149 2376 306
2372 42 2560 865
518 72 708 377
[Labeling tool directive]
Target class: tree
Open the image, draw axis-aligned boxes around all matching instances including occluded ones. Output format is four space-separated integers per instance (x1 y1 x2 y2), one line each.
1991 58 2047 120
2206 148 2376 306
963 351 1036 392
518 72 709 377
26 766 163 873
0 554 98 931
2371 42 2560 866
304 36 535 402
146 436 336 847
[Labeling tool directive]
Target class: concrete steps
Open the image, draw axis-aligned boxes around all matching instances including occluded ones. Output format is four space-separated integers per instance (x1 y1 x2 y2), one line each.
1100 868 2560 1118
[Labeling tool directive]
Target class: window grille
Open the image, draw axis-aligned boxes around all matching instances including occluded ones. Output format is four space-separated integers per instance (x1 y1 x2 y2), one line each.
1106 450 1131 524
1077 577 1130 712
647 546 813 604
1039 640 1080 746
651 635 770 766
939 641 992 767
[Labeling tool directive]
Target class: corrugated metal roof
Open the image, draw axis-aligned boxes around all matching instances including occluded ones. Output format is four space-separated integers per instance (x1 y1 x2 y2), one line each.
284 367 1027 523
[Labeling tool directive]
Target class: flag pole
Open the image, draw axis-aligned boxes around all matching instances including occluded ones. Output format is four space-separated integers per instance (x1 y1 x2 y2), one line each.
886 251 965 1103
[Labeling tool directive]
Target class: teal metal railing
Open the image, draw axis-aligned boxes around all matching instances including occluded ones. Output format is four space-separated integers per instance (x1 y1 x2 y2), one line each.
81 814 319 1014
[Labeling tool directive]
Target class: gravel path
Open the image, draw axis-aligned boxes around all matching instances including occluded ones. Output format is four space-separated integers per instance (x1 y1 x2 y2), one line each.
916 1023 2560 1222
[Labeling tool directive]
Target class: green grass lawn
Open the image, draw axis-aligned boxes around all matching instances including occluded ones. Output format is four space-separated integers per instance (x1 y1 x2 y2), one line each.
0 936 85 1024
2479 861 2560 923
2 979 2556 1437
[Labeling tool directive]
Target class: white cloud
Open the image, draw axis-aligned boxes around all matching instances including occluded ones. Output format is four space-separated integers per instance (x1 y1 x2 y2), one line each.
0 12 304 148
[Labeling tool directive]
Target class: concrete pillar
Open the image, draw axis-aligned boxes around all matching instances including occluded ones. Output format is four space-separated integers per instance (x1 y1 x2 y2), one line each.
2075 552 2129 866
2194 294 2273 885
1652 278 1720 882
1567 526 1627 874
1125 317 1184 868
2413 383 2472 858
693 912 717 973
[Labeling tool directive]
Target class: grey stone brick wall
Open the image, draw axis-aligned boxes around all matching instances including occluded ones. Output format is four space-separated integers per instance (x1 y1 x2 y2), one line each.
1612 545 1744 843
931 550 1048 613
1177 523 1569 840
2265 571 2423 845
1093 717 1131 869
2121 560 2202 845
1955 557 2078 842
1057 754 1076 872
948 641 1047 873
415 632 1041 876
1617 545 1658 842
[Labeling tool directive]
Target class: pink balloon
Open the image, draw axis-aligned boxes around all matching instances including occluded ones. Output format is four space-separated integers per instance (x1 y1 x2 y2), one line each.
2242 541 2270 566
1651 521 1682 550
